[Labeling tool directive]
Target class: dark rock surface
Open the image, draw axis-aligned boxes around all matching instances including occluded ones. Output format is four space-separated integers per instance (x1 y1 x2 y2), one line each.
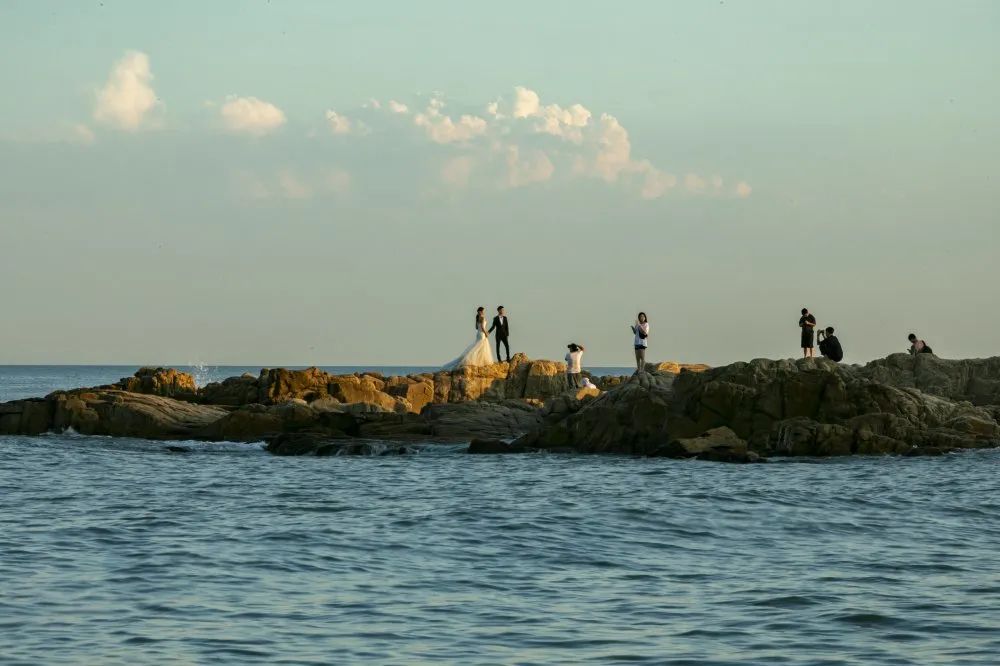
516 357 1000 459
1 390 226 440
4 355 1000 460
649 426 763 463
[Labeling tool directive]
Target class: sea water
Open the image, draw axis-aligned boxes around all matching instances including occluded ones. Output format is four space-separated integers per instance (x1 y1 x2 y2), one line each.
1 367 998 665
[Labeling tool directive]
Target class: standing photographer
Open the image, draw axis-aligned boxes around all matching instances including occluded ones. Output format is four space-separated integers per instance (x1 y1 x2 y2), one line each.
799 308 817 358
630 313 650 374
565 343 585 389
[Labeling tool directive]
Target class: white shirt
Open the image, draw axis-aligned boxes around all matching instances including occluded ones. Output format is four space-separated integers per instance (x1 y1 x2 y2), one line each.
565 350 583 373
633 322 650 348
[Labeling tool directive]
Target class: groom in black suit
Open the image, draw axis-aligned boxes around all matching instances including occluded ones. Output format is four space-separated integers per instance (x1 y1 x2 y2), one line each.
489 305 511 363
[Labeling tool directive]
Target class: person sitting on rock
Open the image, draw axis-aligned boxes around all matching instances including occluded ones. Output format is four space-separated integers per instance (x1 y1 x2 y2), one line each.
580 376 598 390
817 326 844 362
565 343 585 389
908 333 933 355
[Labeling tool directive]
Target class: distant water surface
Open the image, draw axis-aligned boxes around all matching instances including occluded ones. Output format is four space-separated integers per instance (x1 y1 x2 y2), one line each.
1 367 998 665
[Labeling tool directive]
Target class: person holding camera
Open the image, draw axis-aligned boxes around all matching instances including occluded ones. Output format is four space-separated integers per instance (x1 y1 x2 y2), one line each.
799 308 817 358
565 343 585 389
817 326 844 362
630 312 650 374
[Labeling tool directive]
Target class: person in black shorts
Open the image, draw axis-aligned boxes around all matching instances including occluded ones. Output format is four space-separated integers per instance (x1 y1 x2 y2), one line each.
799 308 816 358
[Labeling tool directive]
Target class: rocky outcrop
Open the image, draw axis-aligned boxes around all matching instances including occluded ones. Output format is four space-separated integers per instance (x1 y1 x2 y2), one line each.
649 426 762 463
667 357 998 456
259 400 545 455
0 386 543 446
514 371 677 454
114 367 199 400
424 401 543 439
5 355 999 460
384 376 434 413
192 354 570 412
861 353 1000 406
266 433 418 456
429 353 566 403
0 398 54 435
326 375 412 413
0 390 226 440
648 361 711 375
194 399 364 442
516 357 1000 458
198 373 260 406
198 367 347 406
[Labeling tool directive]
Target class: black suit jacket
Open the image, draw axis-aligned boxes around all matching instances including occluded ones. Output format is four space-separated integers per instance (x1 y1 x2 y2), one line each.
489 315 510 340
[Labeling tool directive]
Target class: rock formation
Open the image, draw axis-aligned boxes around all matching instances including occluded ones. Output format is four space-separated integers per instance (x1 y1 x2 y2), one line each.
114 366 199 400
0 390 226 439
861 353 1000 406
517 357 1000 459
189 353 572 413
514 370 676 454
3 354 999 461
648 426 762 463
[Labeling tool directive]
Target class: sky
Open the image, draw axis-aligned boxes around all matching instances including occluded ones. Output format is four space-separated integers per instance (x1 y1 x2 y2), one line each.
1 0 998 367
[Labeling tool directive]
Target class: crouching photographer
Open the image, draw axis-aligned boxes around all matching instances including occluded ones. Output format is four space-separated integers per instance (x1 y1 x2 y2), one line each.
817 326 844 363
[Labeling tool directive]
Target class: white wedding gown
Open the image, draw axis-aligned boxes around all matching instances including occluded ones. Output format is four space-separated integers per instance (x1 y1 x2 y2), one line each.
444 324 495 369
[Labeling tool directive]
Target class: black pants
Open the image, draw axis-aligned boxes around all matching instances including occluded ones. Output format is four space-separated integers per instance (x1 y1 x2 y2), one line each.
496 337 510 362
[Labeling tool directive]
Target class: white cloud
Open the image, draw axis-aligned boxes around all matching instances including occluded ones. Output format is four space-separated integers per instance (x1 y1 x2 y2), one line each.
441 156 475 188
325 110 353 135
414 98 488 144
638 164 677 199
536 103 591 142
508 86 591 142
512 86 541 119
505 146 554 188
593 113 633 182
576 113 686 199
93 51 159 131
220 96 286 135
253 85 748 201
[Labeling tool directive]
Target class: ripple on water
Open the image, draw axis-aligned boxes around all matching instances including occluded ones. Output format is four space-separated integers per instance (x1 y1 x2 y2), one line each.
1 434 999 665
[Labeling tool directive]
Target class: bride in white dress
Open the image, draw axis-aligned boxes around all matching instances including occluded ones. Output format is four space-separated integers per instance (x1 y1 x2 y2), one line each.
443 307 495 369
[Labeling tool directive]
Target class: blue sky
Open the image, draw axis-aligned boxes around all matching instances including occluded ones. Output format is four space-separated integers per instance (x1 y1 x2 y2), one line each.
1 1 998 366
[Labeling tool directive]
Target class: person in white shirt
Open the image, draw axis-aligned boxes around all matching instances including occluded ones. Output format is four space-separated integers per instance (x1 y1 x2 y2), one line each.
630 312 650 374
565 343 585 389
